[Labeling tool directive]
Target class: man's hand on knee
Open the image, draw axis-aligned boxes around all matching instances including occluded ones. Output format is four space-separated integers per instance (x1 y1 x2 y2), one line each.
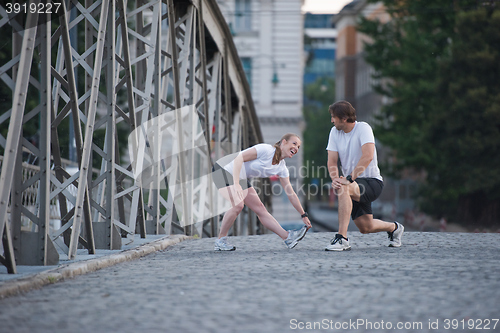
332 176 349 189
332 176 351 191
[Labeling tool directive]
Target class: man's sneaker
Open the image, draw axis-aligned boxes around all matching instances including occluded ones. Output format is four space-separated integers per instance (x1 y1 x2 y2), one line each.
284 226 308 249
214 237 236 251
325 234 351 251
388 222 404 247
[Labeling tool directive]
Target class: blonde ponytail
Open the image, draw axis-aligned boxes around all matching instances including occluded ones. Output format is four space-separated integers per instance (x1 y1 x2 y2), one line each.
272 141 282 165
272 133 300 165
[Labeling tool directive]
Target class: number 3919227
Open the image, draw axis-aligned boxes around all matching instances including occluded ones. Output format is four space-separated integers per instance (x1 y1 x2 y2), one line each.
5 2 62 14
444 319 498 330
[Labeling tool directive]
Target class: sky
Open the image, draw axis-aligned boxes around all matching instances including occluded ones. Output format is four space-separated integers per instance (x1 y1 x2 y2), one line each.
302 0 353 14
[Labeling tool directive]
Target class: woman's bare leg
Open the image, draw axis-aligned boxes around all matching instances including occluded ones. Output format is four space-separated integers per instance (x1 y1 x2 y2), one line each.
243 188 289 239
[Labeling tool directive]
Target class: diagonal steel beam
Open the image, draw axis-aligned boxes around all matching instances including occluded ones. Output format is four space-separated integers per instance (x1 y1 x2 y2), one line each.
69 0 110 259
0 4 40 273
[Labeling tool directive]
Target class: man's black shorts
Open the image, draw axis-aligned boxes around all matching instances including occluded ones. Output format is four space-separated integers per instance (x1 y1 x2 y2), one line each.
212 163 252 190
351 178 384 220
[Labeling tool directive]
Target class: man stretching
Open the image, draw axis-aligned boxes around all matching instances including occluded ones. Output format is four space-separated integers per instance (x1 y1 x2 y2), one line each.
325 100 404 251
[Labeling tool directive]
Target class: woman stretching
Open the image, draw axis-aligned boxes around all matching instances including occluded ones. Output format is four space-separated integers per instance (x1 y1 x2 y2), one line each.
212 133 312 251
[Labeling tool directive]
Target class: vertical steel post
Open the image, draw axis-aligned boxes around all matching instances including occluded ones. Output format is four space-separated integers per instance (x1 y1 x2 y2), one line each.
167 0 190 234
9 14 23 269
105 0 119 249
116 0 147 238
39 12 58 265
197 1 217 237
222 42 235 235
152 2 162 235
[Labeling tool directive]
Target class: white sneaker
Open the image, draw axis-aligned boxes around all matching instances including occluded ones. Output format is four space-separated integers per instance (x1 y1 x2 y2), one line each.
325 234 351 251
214 236 236 251
388 222 404 247
284 226 308 249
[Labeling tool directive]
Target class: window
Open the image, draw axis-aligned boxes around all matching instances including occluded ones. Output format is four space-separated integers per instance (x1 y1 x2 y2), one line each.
306 59 335 74
235 0 251 32
241 57 252 88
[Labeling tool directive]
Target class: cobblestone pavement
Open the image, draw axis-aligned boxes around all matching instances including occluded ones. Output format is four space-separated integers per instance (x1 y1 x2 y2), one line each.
1 231 499 333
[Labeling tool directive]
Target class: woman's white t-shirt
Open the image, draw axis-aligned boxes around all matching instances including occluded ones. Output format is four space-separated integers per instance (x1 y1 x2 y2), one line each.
221 144 289 179
326 121 383 181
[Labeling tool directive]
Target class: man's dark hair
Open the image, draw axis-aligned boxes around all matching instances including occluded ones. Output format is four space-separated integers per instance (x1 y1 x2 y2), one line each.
329 100 357 123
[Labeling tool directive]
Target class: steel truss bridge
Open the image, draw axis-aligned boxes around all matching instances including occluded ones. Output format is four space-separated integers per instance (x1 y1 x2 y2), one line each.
0 0 268 274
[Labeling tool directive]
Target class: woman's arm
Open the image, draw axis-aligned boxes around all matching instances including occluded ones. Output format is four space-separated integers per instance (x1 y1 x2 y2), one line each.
232 147 258 186
280 177 312 229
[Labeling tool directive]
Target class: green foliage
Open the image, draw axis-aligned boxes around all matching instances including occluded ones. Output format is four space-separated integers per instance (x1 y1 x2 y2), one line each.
358 0 500 225
302 77 335 185
424 8 500 224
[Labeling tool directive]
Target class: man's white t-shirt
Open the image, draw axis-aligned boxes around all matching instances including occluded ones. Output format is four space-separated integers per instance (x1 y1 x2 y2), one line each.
326 121 383 181
221 144 289 179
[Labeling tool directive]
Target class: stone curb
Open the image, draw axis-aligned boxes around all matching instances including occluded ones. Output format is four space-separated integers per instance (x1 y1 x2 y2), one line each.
0 234 192 299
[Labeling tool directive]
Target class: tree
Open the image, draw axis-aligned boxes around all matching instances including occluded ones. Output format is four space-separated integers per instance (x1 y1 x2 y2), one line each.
358 0 500 226
302 77 335 188
426 8 500 226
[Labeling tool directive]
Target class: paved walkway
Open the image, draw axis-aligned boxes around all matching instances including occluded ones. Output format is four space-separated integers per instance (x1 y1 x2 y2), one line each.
273 199 358 232
0 231 499 333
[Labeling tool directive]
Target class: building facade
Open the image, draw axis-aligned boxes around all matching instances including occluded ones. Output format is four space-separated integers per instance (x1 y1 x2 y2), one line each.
303 13 336 86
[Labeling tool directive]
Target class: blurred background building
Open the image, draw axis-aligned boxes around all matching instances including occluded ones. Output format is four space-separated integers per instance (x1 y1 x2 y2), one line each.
303 13 336 87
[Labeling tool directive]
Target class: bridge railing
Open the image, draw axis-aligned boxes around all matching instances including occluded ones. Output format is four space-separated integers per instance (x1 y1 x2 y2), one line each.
0 0 268 274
